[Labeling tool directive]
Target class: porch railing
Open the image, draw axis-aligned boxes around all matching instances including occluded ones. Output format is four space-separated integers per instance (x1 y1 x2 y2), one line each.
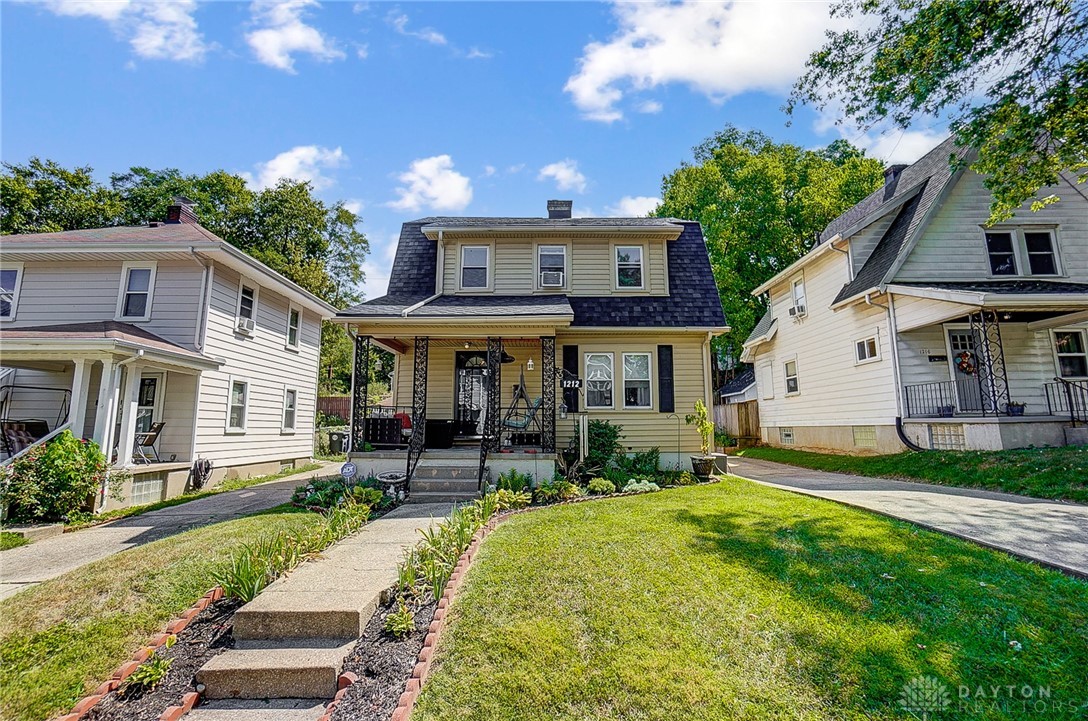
904 379 991 417
1048 378 1088 426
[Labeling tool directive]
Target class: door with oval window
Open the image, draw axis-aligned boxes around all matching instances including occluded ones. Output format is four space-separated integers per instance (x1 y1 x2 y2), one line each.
454 352 487 437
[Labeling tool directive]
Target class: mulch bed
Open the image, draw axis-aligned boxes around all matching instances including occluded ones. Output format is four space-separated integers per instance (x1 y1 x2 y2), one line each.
83 598 242 721
331 596 439 721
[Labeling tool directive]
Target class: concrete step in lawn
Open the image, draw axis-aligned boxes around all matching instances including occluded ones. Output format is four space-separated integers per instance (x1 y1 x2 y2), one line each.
197 641 354 699
187 699 326 720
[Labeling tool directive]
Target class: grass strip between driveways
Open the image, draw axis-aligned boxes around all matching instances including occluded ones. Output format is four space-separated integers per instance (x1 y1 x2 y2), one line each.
739 445 1088 504
414 479 1088 721
0 505 327 721
0 532 29 551
63 461 324 531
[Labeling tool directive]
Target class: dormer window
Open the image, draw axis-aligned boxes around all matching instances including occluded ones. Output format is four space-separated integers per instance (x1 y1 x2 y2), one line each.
616 246 643 289
461 246 489 290
985 228 1060 277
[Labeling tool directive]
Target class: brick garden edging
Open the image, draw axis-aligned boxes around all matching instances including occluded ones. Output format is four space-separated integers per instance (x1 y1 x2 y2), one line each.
55 587 224 721
319 479 721 721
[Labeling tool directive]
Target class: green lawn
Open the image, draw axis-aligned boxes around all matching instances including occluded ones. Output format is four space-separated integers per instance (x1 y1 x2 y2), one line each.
740 445 1088 503
0 505 327 721
415 480 1088 721
0 532 29 551
64 461 325 530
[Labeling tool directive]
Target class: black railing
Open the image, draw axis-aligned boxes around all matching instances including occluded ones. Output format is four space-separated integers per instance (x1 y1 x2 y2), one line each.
357 405 415 449
1050 377 1088 426
904 379 989 417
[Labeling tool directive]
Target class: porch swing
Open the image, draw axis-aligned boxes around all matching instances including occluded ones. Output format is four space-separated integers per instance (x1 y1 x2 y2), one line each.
500 365 543 442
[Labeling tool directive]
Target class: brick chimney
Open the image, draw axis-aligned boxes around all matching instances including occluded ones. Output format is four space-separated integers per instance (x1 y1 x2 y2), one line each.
547 200 573 220
165 196 199 224
882 164 908 199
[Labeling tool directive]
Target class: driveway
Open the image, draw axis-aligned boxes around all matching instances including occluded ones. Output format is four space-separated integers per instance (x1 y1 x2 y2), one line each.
727 456 1088 578
0 461 340 600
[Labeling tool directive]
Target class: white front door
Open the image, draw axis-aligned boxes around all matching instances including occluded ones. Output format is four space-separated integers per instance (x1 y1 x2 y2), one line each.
136 373 165 434
945 329 984 412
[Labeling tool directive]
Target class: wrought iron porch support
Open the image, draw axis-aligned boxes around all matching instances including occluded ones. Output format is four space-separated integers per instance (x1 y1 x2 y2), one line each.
970 310 1010 415
478 337 503 490
540 336 556 452
350 334 371 452
406 336 428 481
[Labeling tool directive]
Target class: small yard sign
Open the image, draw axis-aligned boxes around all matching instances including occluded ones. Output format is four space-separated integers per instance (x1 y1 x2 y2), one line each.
341 461 357 480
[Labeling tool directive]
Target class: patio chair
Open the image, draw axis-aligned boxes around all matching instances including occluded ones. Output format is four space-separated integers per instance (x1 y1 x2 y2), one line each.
133 421 166 464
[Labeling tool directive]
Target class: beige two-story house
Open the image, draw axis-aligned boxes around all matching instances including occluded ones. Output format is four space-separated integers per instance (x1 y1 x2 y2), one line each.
334 201 728 501
0 199 336 508
743 138 1088 454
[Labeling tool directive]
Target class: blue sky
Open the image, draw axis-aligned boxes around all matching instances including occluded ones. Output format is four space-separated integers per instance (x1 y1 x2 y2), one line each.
2 0 947 300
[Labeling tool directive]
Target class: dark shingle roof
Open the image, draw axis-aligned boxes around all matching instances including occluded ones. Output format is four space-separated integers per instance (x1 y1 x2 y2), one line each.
419 217 685 228
0 223 217 245
339 220 726 329
744 309 775 346
719 368 755 396
893 280 1088 295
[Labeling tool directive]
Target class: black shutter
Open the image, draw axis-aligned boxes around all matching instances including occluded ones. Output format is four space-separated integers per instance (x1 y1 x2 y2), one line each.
562 344 579 413
657 345 674 413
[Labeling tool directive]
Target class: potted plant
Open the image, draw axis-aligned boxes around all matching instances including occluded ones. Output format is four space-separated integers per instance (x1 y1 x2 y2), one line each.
714 426 735 453
1005 401 1026 417
685 400 716 479
937 405 955 418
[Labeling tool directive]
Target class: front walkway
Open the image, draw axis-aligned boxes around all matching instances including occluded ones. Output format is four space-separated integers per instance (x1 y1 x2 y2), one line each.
728 457 1088 578
0 461 341 600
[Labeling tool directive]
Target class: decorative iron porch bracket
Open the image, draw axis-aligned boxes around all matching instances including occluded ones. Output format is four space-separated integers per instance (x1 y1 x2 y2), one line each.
350 334 371 452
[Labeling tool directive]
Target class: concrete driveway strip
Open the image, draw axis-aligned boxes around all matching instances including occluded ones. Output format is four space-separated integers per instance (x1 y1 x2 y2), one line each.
0 461 341 600
727 457 1088 579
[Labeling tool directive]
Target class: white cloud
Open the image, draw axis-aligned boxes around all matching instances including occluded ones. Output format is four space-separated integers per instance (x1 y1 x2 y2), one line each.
483 165 497 177
243 145 347 191
565 1 840 122
356 44 369 60
636 100 663 114
387 155 473 212
605 195 660 217
466 47 492 59
388 12 447 45
39 0 209 61
538 159 588 194
246 0 344 73
856 127 950 165
343 199 364 215
506 163 526 174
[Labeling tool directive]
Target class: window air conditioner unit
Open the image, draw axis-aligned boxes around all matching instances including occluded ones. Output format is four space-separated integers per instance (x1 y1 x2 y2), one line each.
236 317 255 333
788 305 806 318
540 271 565 287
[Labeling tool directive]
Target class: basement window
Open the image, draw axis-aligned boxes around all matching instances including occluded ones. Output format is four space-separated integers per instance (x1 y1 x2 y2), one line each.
852 425 877 448
779 427 795 446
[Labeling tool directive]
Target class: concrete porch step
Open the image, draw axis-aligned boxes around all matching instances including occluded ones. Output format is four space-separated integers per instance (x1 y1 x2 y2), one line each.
196 641 354 699
408 490 480 504
187 699 326 721
412 463 480 478
411 478 480 493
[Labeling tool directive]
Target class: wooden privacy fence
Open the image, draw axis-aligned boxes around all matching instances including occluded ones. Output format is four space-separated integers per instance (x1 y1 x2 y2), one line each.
714 400 760 443
317 396 351 422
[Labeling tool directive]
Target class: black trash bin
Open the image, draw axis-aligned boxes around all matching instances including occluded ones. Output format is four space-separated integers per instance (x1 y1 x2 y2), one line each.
328 431 345 454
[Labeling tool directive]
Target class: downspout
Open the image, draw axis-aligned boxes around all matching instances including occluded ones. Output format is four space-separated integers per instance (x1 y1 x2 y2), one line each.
188 248 211 352
865 293 926 452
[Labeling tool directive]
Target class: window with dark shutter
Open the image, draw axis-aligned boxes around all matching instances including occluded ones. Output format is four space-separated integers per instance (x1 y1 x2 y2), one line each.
657 345 674 413
563 344 579 412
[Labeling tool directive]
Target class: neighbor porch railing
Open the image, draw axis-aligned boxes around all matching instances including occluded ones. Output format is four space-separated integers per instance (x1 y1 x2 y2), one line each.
903 378 990 417
1048 378 1088 426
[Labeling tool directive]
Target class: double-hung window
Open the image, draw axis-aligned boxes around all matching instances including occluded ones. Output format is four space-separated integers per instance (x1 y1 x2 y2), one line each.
538 245 566 288
585 353 614 408
227 378 248 432
615 246 643 289
985 229 1060 277
282 387 298 432
622 352 652 409
0 264 23 320
238 283 257 319
117 262 156 321
286 305 301 350
784 359 800 395
1054 330 1088 378
461 246 489 290
791 276 807 316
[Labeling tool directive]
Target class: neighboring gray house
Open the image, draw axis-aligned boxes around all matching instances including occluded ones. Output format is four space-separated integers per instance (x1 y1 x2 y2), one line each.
0 200 336 509
743 138 1088 453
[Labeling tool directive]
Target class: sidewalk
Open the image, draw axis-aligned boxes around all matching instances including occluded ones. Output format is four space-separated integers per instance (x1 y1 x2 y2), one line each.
727 456 1088 578
0 461 340 600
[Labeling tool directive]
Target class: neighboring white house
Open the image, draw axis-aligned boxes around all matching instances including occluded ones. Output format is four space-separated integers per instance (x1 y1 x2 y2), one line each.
742 138 1088 454
0 199 337 508
719 368 756 404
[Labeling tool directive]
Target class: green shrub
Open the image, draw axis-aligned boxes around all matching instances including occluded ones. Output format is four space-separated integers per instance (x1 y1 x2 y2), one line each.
573 420 624 473
496 469 532 493
292 475 389 510
534 478 582 504
616 447 660 477
685 400 714 457
621 480 661 494
495 488 532 510
0 431 125 522
656 469 698 487
384 599 415 639
587 478 616 495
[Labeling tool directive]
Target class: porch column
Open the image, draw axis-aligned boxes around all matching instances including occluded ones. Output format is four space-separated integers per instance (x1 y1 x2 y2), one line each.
540 336 556 452
484 337 502 452
406 336 429 476
92 359 118 451
115 363 144 468
68 359 92 438
350 334 371 452
970 310 1010 415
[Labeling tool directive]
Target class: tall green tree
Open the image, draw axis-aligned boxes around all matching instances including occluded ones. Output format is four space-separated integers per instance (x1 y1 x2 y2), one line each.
653 126 883 346
789 0 1088 223
1 159 370 388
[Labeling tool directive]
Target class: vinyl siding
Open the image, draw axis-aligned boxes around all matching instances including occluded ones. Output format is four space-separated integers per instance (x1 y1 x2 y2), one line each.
890 294 977 332
2 260 203 349
749 249 898 427
194 263 320 466
895 170 1088 282
441 237 669 296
